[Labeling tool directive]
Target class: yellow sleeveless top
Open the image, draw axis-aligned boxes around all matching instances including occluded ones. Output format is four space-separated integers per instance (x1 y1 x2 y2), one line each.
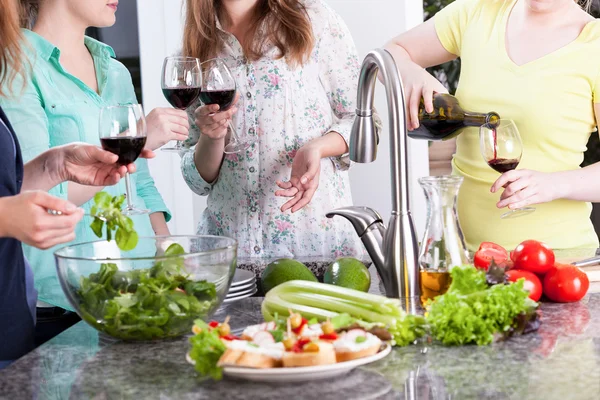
434 0 600 250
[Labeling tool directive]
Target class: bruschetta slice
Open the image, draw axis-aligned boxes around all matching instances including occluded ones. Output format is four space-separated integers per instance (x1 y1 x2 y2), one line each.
217 340 284 369
282 341 336 367
333 329 382 363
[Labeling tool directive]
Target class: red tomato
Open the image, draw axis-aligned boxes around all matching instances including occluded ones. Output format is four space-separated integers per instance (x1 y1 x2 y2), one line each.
479 242 507 253
543 263 589 303
510 250 516 262
512 240 555 275
319 333 338 341
474 242 508 270
505 269 542 301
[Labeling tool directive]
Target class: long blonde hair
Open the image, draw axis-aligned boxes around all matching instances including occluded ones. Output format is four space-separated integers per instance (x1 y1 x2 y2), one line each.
183 0 314 66
0 0 25 97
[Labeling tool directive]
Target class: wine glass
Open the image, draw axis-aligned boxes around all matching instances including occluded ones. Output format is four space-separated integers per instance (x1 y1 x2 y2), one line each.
99 104 149 216
161 56 202 152
199 58 256 154
480 119 535 219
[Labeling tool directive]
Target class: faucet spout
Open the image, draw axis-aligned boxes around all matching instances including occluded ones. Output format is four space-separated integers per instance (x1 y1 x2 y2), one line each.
350 49 410 215
330 49 420 309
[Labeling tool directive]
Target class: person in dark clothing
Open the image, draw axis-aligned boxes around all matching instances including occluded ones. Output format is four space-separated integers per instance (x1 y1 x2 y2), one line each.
0 0 153 368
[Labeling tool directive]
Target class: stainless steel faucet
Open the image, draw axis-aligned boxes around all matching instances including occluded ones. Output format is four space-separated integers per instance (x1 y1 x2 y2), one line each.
326 49 420 310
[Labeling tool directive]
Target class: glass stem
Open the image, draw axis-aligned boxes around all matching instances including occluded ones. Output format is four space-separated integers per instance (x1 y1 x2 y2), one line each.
124 173 134 210
228 121 240 146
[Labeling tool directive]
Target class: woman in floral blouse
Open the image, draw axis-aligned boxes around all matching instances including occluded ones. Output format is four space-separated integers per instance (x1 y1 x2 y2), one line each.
180 0 367 259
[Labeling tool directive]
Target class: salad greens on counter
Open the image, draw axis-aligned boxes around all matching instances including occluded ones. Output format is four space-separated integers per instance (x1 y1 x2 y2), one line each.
79 192 218 340
77 242 218 340
90 192 138 251
425 264 541 346
188 320 227 380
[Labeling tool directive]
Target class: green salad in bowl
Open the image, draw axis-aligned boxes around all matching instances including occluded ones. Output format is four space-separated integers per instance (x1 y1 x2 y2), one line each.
54 193 237 340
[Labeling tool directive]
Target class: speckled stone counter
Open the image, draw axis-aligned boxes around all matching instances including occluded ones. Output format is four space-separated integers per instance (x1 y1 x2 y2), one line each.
1 289 600 399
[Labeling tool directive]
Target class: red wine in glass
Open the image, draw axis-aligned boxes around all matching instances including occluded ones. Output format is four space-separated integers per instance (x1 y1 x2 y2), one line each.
100 136 148 165
161 56 202 152
162 87 201 110
480 119 535 218
99 104 149 216
487 158 519 173
200 58 256 154
198 89 236 111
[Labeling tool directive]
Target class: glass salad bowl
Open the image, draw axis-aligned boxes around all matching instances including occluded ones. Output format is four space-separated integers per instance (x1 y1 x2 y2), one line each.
54 235 237 341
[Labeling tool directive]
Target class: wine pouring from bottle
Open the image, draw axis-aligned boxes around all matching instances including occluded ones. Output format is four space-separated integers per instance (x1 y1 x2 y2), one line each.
409 93 500 141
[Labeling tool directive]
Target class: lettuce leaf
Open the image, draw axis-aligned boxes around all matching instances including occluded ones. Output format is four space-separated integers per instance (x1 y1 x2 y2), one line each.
425 265 540 346
188 320 226 380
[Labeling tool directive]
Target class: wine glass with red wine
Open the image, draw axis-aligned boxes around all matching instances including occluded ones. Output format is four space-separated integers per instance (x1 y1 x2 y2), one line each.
200 58 256 154
480 119 535 219
99 104 148 216
161 56 202 152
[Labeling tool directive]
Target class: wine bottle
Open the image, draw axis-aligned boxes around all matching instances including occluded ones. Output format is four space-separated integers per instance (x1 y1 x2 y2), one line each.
409 93 500 141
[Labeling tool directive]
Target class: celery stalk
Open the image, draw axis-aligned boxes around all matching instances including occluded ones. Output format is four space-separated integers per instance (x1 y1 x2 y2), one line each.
279 292 398 326
268 280 404 317
261 280 426 347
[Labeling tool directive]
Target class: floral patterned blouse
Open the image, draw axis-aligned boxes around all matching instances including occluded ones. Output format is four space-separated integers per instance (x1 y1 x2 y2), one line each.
180 0 365 259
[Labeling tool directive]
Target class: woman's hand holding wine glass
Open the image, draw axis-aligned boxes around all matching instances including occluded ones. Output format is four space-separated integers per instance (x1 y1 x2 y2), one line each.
491 169 567 211
480 119 535 218
160 56 202 152
144 108 190 151
194 93 239 141
99 104 149 216
199 58 255 154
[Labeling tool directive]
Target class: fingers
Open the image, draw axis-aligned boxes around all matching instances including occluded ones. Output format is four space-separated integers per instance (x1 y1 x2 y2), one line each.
30 191 78 214
280 191 302 212
499 177 530 201
32 228 78 249
408 86 421 131
196 104 220 117
170 123 190 142
422 85 435 114
44 231 77 248
87 146 119 164
167 113 191 130
291 186 317 213
300 160 320 186
498 186 538 210
491 170 523 193
139 149 155 160
275 185 299 197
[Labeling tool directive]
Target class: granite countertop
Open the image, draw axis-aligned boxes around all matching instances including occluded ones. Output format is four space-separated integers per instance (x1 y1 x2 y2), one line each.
1 285 600 399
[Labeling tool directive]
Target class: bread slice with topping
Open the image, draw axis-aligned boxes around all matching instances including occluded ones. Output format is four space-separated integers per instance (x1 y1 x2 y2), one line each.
334 329 382 363
282 341 336 367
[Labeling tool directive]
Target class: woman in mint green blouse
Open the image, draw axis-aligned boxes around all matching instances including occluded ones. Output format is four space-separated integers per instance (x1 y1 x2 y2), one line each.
1 1 189 325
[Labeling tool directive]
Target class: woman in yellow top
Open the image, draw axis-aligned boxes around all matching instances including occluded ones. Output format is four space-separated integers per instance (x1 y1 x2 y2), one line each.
386 0 600 250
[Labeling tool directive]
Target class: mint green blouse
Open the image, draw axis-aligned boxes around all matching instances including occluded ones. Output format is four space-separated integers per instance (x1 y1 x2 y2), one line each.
0 30 171 310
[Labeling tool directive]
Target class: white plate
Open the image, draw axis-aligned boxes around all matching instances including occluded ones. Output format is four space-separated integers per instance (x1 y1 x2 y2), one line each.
225 288 256 300
186 344 391 383
232 269 255 286
228 281 257 294
223 288 257 304
226 287 257 298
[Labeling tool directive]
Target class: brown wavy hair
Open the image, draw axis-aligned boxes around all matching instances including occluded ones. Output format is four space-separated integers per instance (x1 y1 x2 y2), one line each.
0 0 24 97
183 0 314 66
19 0 39 28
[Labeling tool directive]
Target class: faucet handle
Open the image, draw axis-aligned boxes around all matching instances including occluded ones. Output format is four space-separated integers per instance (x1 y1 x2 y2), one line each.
326 206 384 236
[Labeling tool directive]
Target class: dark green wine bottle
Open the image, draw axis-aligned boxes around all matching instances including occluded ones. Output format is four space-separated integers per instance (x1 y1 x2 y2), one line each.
409 93 500 141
